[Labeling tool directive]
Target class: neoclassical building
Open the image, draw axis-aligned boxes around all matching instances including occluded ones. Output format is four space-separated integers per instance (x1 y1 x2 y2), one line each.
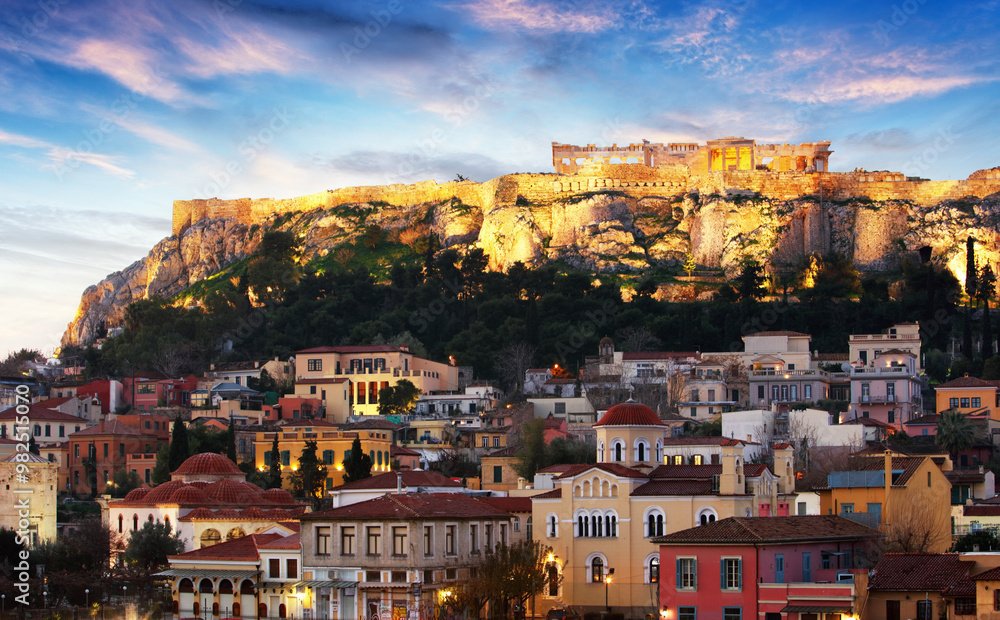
102 452 307 551
531 401 795 618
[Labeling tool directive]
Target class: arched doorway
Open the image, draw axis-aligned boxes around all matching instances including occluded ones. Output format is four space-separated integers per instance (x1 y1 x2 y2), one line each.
179 579 195 616
240 581 256 620
218 580 234 618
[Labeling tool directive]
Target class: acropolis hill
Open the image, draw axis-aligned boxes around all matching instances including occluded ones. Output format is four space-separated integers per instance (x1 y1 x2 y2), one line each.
64 136 1000 346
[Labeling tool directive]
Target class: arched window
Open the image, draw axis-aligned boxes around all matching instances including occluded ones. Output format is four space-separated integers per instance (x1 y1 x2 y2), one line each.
547 514 558 538
513 516 520 532
547 563 560 596
148 514 154 524
649 556 660 584
227 527 246 541
118 514 123 533
597 440 605 462
646 511 664 538
655 440 662 463
219 580 233 595
613 441 623 462
635 439 649 463
279 604 287 619
609 514 617 537
591 557 604 583
527 516 533 540
164 515 170 531
179 579 194 593
199 579 213 594
593 513 602 537
201 529 222 547
697 507 718 526
132 514 138 531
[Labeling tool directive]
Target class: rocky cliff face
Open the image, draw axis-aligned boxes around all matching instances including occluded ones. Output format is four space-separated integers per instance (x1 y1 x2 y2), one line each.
62 185 1000 348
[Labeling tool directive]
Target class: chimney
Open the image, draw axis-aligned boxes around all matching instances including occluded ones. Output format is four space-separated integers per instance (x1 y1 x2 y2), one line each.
884 449 892 519
210 363 215 371
99 419 105 433
254 361 260 369
396 472 403 494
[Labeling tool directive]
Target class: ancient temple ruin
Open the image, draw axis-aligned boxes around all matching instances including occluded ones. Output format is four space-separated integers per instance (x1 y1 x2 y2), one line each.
551 137 833 174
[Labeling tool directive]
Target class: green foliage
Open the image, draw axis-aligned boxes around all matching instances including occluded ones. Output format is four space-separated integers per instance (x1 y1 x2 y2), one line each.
936 409 979 456
952 530 1000 552
227 417 237 463
514 419 595 479
984 356 1000 380
689 418 722 436
168 416 189 472
151 444 171 485
377 379 420 416
457 541 554 619
0 348 44 375
122 521 185 572
109 468 142 498
289 440 328 508
342 436 373 484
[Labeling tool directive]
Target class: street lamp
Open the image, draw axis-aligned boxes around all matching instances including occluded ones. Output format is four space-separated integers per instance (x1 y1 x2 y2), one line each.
604 568 615 613
86 589 90 611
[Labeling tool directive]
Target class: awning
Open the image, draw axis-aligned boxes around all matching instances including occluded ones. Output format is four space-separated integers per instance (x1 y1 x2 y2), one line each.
781 605 853 614
292 581 358 590
156 569 260 580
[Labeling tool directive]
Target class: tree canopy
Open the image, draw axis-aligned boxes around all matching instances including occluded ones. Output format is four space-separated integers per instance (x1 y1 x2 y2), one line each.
290 440 328 508
377 379 420 416
122 521 185 572
342 436 373 484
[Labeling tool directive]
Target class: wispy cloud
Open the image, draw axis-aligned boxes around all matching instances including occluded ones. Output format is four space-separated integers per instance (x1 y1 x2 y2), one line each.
0 129 50 149
803 75 990 104
453 0 618 33
0 128 137 177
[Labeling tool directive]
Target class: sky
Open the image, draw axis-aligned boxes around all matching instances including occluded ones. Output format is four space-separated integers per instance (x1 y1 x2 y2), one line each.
0 0 998 358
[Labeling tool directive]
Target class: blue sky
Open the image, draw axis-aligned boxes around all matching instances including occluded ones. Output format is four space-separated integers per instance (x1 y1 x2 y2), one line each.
1 0 998 357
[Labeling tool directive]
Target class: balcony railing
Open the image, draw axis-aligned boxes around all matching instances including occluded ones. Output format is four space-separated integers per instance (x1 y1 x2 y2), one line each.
751 369 837 378
953 524 1000 537
850 366 911 375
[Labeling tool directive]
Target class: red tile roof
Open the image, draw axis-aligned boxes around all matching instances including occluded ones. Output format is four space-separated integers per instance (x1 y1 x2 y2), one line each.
69 420 145 436
342 420 402 431
622 351 699 360
474 496 533 513
868 554 973 591
258 532 300 550
168 533 283 561
653 515 879 544
555 463 648 480
847 455 926 487
972 567 1000 581
647 464 770 479
390 445 420 457
936 377 1000 389
662 437 740 446
295 378 349 384
536 464 577 474
962 505 1000 516
744 330 810 337
594 400 666 427
334 470 463 492
532 488 561 499
0 404 85 422
41 396 75 407
631 480 714 496
303 492 512 520
173 452 243 476
296 345 404 354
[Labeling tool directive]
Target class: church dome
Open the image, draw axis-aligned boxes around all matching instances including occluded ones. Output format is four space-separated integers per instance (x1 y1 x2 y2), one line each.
169 485 211 505
261 488 296 505
594 400 666 427
204 479 260 504
174 453 242 477
144 480 186 503
123 487 151 502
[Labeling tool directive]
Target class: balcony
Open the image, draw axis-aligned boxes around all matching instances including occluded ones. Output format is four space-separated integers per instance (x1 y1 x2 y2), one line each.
857 394 896 404
751 369 838 379
850 366 912 375
953 524 1000 537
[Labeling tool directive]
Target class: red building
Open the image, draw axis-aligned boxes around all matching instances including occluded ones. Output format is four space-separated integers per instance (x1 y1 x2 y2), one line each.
75 379 125 415
656 516 880 620
115 413 174 442
122 373 197 411
67 419 162 496
262 396 324 422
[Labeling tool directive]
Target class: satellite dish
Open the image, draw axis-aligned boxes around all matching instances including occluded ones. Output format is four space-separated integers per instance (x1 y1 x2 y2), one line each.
841 362 851 373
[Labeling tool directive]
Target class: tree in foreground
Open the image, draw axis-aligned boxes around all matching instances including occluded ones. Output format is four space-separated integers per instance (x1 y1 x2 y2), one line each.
122 521 185 573
290 440 328 508
377 379 420 417
109 468 143 498
268 434 283 489
342 436 373 484
167 416 189 471
456 540 554 619
936 409 978 459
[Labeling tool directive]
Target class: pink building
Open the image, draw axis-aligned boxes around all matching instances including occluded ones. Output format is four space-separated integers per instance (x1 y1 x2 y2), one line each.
262 396 324 422
657 515 880 620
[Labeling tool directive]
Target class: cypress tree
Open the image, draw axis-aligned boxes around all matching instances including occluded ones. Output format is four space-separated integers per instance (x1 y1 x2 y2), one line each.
227 417 237 463
268 434 282 490
168 416 189 471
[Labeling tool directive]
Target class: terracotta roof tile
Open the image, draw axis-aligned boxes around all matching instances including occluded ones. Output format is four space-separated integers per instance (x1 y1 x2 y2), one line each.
0 404 85 422
168 533 282 561
474 497 533 513
653 515 879 544
304 492 511 520
70 420 145 436
594 400 667 427
532 488 561 499
936 377 1000 389
973 567 1000 581
869 554 973 591
334 470 463 491
173 453 243 476
555 463 648 479
296 345 403 354
631 480 714 495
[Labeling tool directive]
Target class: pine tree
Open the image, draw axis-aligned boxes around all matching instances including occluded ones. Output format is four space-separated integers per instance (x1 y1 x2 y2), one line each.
227 417 237 463
268 434 283 490
980 265 997 359
342 436 373 484
168 416 189 471
966 237 978 299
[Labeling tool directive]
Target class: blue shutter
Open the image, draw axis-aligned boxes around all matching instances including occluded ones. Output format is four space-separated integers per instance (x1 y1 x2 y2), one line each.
676 559 682 589
721 559 725 589
737 559 742 589
264 452 271 465
693 558 697 589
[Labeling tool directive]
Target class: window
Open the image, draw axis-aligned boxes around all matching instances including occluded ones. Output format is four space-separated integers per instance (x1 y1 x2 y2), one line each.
649 557 659 584
286 559 297 580
494 466 503 483
341 526 355 555
391 571 406 583
392 527 407 556
647 512 664 537
961 397 970 408
548 515 557 537
485 523 493 549
366 571 381 583
547 564 559 596
723 608 741 620
950 397 959 408
424 526 433 557
269 558 280 579
307 359 322 372
446 525 456 555
678 608 696 620
917 600 932 620
554 402 566 414
591 557 604 583
774 554 784 583
500 523 507 545
613 442 623 462
493 437 500 448
119 443 124 458
74 445 80 459
802 552 811 582
470 524 479 553
721 558 742 590
954 598 975 615
887 382 895 400
103 443 108 458
804 384 812 399
691 389 700 402
757 386 765 400
822 553 831 569
482 437 489 448
973 397 982 408
281 451 290 466
316 526 331 555
677 558 696 589
888 409 895 423
994 590 1000 613
366 526 381 555
323 450 334 465
840 503 854 514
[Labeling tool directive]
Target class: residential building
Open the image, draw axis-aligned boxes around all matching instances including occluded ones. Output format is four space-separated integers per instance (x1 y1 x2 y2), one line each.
661 436 762 465
294 345 459 421
815 452 953 552
37 394 98 421
0 451 58 546
863 553 976 620
531 400 796 618
67 419 161 496
951 502 1000 538
414 383 501 415
528 396 597 425
481 445 522 492
721 408 865 453
389 444 420 471
254 425 394 494
935 376 1000 419
845 349 923 430
656 515 880 620
299 492 514 620
849 322 922 369
677 361 738 420
115 413 174 442
74 378 125 415
525 368 554 394
0 404 87 443
262 396 325 422
201 357 294 389
102 452 307 552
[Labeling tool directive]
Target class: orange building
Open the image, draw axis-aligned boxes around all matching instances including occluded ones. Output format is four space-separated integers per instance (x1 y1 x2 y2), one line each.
67 420 162 496
935 376 1000 419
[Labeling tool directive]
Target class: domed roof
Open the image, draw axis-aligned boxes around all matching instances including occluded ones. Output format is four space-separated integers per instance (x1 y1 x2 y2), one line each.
263 508 291 519
213 508 241 519
204 479 260 504
594 400 667 427
144 480 186 503
241 507 265 519
123 487 151 502
261 488 296 505
599 336 614 345
174 453 242 476
184 507 215 519
169 485 211 505
188 481 209 488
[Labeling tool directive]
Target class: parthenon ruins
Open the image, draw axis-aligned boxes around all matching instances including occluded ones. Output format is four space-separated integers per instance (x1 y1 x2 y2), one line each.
551 137 833 174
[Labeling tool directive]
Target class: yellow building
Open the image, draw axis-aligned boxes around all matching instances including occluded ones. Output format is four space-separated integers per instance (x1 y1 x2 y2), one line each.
294 345 459 422
935 376 1000 419
532 401 796 618
0 451 58 546
816 451 953 552
254 424 394 493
